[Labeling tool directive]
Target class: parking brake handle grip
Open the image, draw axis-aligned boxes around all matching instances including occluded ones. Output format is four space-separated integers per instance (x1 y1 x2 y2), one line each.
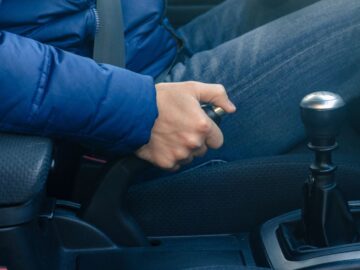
81 105 226 247
129 105 226 171
201 104 226 126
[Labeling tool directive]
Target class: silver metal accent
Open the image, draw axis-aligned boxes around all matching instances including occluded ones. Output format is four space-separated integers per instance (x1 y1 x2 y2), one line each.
213 107 226 117
300 91 345 110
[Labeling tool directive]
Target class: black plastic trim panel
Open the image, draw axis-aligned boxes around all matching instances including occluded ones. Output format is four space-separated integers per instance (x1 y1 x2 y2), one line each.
0 198 41 227
260 201 360 269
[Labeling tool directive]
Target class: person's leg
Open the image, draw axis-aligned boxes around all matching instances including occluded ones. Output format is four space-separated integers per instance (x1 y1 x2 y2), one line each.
177 0 321 54
165 0 360 164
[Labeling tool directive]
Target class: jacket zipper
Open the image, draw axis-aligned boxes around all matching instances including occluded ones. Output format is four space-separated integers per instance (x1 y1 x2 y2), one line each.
91 6 100 33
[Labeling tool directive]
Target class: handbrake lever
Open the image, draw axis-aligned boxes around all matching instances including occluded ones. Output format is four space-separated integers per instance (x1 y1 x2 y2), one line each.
122 105 226 175
80 105 226 247
201 104 226 126
135 105 227 170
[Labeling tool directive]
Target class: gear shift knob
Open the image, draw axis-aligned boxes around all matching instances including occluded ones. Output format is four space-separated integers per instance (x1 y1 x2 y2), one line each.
300 91 357 247
300 91 346 147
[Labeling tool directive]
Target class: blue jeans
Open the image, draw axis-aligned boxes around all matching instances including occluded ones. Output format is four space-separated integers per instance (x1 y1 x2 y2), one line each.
163 0 360 168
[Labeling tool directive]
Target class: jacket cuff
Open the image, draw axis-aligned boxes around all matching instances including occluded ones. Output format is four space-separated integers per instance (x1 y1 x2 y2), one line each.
89 66 159 156
109 78 158 155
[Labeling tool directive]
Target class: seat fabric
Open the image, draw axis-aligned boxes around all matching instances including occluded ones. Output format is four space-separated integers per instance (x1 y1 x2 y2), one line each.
128 154 360 236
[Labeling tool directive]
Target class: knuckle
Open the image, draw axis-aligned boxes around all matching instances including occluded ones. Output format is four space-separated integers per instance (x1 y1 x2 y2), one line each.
174 148 189 160
158 158 176 170
185 136 202 149
215 84 227 96
197 119 212 133
186 81 199 89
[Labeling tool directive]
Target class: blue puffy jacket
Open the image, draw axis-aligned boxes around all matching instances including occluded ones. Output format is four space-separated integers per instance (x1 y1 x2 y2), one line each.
0 0 178 154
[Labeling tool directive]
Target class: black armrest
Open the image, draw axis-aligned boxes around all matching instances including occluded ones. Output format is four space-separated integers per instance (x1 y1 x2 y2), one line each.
0 134 52 207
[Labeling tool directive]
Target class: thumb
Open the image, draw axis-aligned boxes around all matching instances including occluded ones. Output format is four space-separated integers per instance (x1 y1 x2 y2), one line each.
192 82 236 113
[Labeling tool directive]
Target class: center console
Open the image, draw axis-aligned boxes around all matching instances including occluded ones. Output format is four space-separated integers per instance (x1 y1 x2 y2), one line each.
258 92 360 269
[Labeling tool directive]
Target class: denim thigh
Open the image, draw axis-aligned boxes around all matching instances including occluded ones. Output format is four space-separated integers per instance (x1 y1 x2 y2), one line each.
177 0 321 54
165 0 360 165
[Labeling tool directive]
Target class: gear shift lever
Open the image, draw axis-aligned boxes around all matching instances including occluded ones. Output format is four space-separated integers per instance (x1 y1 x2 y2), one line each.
300 91 358 247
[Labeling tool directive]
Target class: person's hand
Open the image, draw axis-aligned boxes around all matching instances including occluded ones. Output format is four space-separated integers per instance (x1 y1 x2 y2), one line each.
135 81 236 170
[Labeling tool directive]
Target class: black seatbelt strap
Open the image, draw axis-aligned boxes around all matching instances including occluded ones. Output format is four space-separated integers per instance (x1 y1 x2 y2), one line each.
93 0 126 68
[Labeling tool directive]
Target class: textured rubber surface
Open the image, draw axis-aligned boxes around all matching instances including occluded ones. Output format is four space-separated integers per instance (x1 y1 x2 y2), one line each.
0 134 52 206
128 154 360 236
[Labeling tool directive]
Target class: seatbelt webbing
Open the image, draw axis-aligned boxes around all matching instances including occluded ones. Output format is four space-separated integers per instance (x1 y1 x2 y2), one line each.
93 0 126 68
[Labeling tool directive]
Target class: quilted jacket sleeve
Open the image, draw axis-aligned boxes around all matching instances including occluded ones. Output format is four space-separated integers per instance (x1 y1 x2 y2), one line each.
0 31 158 155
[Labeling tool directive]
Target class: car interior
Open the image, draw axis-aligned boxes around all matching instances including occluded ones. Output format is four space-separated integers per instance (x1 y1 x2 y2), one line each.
2 1 360 270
